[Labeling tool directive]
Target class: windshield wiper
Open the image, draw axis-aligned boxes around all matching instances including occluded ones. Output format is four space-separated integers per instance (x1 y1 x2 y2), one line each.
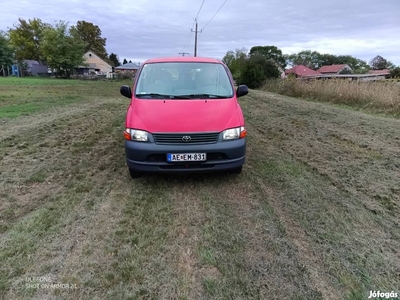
136 93 175 99
174 94 230 99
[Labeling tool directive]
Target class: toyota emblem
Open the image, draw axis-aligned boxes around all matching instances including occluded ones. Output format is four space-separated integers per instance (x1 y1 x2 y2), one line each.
182 136 191 142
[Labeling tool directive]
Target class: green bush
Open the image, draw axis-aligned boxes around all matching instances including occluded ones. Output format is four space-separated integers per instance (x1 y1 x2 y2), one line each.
239 55 280 89
390 67 400 78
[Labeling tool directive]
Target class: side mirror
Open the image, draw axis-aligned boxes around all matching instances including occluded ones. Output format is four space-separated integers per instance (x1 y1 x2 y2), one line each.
120 85 132 98
236 85 248 98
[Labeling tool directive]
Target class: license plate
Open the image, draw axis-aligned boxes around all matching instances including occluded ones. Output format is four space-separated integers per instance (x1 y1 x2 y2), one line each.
167 153 206 162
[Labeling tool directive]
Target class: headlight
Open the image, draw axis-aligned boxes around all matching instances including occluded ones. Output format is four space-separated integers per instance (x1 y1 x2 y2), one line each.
222 126 246 140
124 129 148 142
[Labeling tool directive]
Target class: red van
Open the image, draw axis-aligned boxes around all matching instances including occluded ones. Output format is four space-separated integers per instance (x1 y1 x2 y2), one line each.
120 56 248 178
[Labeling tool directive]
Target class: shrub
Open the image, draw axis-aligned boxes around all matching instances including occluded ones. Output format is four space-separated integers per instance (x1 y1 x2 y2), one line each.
115 71 136 80
390 67 400 78
239 55 280 88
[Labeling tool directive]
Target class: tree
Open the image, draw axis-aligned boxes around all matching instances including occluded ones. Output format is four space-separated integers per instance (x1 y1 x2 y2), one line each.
335 55 369 73
222 50 235 67
240 54 280 89
369 55 393 70
285 50 323 70
70 21 107 59
390 67 400 78
222 48 248 80
249 45 286 69
0 31 14 67
8 18 50 62
41 21 86 78
122 58 128 64
109 53 120 67
286 51 370 73
319 53 338 68
129 60 132 63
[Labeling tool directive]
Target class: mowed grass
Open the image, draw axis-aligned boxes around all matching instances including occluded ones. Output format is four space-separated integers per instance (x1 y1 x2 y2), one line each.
0 77 132 118
0 79 399 299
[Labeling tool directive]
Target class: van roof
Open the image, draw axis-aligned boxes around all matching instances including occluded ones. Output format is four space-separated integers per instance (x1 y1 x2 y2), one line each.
143 56 221 64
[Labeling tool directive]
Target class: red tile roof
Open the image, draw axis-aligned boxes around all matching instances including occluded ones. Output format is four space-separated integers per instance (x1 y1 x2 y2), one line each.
285 65 320 77
317 64 349 73
368 69 390 75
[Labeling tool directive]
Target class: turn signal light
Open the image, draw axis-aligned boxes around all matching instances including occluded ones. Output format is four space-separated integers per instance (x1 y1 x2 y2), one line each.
240 129 247 138
123 130 131 140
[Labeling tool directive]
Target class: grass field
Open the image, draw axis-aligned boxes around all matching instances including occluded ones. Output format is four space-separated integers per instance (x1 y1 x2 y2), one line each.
263 78 400 117
0 78 399 299
0 77 129 118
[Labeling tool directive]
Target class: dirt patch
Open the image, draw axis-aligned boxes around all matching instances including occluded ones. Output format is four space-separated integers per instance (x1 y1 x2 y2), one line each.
0 182 63 222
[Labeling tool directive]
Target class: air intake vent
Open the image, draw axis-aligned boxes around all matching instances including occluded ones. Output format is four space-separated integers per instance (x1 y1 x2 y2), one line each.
153 133 219 144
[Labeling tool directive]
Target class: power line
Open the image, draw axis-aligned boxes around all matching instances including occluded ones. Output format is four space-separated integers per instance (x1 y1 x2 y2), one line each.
182 0 206 54
202 0 228 30
182 28 193 53
195 0 206 20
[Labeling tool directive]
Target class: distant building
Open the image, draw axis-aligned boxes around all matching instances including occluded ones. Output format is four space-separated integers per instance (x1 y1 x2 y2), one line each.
23 60 49 75
285 65 320 78
115 62 141 73
317 64 352 75
76 51 112 75
368 69 391 79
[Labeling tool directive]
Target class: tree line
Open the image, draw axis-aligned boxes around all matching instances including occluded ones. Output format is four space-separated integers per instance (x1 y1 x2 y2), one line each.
223 46 400 88
0 18 134 77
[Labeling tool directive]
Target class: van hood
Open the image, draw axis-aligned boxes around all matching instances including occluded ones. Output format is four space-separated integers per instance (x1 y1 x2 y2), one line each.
126 99 240 133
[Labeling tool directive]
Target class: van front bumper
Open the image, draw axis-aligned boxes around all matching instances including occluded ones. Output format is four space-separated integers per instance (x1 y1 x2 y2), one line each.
125 138 246 173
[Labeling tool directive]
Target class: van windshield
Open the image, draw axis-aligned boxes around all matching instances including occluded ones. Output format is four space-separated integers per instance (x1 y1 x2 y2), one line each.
135 62 234 99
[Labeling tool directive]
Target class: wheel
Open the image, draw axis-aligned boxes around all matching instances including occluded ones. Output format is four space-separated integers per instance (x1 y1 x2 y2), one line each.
129 168 143 178
230 166 242 174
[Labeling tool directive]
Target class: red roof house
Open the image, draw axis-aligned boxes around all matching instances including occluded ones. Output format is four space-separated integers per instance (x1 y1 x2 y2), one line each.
285 65 320 77
317 64 352 74
368 69 390 76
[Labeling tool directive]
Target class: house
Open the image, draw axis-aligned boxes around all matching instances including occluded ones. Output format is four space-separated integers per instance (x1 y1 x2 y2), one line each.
368 69 391 79
76 51 112 75
285 65 320 78
115 62 140 73
23 60 49 75
317 64 352 75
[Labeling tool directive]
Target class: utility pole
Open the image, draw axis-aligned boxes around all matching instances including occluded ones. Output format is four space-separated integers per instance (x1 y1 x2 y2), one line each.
179 52 190 56
191 19 202 57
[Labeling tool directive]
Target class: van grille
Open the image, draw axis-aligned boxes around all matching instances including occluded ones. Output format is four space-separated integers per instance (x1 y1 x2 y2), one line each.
153 133 219 144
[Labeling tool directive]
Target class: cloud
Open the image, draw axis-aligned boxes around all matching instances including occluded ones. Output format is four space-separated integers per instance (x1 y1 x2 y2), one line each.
1 0 399 65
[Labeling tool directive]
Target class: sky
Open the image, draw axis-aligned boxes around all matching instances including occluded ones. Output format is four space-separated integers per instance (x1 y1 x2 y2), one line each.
1 0 399 66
